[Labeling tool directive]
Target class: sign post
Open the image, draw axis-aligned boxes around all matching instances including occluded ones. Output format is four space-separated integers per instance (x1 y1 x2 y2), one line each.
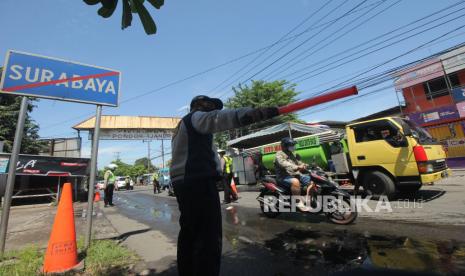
84 105 102 249
0 50 120 254
0 97 28 257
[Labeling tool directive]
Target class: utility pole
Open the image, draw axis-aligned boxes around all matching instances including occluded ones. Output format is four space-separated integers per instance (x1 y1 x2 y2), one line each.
143 140 151 172
161 140 165 168
114 151 121 160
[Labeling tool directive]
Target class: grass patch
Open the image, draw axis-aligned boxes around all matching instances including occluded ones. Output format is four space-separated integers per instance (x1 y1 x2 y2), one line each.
0 239 137 276
0 245 43 276
84 240 137 275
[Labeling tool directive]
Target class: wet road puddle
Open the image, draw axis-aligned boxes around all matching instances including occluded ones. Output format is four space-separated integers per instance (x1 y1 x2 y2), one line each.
262 228 465 274
114 193 177 223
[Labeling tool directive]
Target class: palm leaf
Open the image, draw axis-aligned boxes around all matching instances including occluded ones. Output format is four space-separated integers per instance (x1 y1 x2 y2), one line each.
98 0 118 18
122 0 133 29
147 0 164 9
132 0 157 35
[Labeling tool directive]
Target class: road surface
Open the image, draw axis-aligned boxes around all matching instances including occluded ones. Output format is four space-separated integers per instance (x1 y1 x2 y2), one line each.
103 173 465 275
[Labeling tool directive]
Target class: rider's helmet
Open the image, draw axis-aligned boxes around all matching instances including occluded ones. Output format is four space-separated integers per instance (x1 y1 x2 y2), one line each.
190 95 223 112
107 163 118 170
280 137 297 151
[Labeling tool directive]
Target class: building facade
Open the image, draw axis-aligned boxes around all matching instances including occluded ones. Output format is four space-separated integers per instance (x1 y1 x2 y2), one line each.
394 45 465 167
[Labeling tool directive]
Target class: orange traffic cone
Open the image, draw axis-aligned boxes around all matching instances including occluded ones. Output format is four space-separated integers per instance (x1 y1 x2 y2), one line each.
231 178 238 197
94 191 101 202
43 183 79 273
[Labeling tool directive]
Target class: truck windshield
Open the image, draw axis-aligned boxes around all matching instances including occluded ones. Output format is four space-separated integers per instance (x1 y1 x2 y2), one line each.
159 168 170 177
397 118 436 144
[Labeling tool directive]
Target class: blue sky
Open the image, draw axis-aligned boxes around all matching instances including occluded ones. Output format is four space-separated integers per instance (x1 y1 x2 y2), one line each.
1 0 464 168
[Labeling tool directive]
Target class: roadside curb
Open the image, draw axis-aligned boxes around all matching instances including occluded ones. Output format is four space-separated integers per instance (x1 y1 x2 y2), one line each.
98 199 177 273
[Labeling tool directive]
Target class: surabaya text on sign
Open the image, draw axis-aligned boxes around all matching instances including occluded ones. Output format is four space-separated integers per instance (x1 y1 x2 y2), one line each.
7 65 116 94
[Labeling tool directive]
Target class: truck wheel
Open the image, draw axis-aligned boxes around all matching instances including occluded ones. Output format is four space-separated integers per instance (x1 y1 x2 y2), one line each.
363 171 396 199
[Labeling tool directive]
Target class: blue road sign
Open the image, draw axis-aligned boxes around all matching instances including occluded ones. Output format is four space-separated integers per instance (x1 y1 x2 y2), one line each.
0 50 121 106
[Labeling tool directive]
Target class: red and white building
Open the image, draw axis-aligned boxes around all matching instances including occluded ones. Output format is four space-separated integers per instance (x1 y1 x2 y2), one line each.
394 44 465 168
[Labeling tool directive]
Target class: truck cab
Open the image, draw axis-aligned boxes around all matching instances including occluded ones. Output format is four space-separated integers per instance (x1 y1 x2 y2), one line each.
346 117 451 197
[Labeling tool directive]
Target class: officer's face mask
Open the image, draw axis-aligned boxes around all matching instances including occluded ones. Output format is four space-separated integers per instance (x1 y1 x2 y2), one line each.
288 146 296 152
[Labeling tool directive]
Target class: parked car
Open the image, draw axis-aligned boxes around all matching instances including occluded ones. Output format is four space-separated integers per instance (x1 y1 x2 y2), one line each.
115 176 134 190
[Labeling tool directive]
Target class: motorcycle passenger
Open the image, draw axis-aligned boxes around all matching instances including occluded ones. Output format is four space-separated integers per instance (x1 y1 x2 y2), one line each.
274 137 311 211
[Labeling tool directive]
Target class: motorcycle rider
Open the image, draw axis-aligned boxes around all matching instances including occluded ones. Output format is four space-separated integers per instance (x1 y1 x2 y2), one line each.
274 137 312 211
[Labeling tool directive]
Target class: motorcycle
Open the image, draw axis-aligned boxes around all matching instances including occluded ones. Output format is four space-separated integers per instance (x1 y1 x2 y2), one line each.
256 165 357 225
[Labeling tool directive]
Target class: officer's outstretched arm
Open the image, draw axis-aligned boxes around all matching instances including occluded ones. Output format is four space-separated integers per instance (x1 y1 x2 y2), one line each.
191 107 279 134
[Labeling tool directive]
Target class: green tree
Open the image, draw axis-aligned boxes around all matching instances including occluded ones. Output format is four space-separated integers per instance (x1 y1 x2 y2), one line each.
100 158 156 180
129 164 147 179
110 159 133 176
134 157 156 172
83 0 164 35
215 80 302 149
0 68 46 154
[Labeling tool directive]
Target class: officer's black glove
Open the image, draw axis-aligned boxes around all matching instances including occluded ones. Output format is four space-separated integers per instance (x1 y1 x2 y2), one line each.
240 107 280 125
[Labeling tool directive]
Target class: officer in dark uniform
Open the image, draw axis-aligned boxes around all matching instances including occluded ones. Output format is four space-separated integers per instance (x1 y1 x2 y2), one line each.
170 95 279 276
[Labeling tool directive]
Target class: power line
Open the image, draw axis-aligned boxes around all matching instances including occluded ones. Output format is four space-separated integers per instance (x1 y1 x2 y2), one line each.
208 0 336 95
289 15 465 102
36 0 465 136
318 23 465 95
207 0 333 94
300 85 394 117
37 0 387 132
239 0 369 86
215 0 368 100
271 0 465 82
263 0 400 81
297 40 465 118
300 31 465 97
289 6 465 85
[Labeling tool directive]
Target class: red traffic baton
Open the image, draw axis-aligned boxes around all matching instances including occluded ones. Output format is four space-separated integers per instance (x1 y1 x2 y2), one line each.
278 86 358 115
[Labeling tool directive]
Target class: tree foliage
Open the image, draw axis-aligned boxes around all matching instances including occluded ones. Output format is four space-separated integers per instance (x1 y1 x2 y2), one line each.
0 95 46 154
0 69 46 154
215 80 302 149
83 0 164 35
134 157 155 172
98 158 157 180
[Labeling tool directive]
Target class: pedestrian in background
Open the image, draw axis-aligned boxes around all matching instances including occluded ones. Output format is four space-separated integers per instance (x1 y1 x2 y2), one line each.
219 150 237 204
125 176 131 190
153 172 161 194
170 95 279 276
103 164 117 207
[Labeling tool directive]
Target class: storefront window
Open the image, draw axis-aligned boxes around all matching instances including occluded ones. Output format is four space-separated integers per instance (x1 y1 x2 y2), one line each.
423 73 460 99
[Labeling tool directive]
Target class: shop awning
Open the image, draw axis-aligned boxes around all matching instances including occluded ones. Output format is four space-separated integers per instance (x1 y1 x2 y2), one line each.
0 154 90 176
73 115 181 130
